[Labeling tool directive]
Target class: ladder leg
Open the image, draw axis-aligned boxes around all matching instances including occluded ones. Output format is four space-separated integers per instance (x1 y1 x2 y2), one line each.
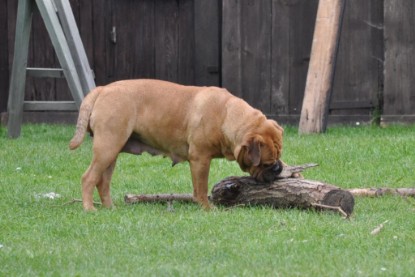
7 0 34 138
35 0 84 108
54 0 96 95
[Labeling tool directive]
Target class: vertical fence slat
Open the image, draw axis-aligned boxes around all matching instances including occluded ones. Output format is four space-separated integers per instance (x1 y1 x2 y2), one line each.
222 0 242 97
383 0 415 121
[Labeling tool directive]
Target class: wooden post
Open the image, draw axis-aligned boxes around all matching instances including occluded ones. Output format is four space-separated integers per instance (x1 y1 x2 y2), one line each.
6 0 34 138
299 0 345 134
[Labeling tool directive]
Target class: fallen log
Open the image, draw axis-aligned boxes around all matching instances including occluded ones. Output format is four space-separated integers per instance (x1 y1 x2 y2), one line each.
210 174 354 217
125 163 355 217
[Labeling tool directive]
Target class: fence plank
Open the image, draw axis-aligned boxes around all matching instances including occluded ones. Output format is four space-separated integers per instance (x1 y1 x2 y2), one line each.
271 0 290 116
155 0 179 82
271 0 318 118
194 0 220 86
91 0 111 84
383 0 415 119
177 0 195 85
286 0 318 118
331 0 383 117
111 0 155 80
29 6 57 102
240 0 272 113
77 0 94 75
222 0 242 97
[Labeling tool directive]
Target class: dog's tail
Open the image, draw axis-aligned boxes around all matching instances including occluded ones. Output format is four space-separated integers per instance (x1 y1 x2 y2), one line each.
69 87 102 150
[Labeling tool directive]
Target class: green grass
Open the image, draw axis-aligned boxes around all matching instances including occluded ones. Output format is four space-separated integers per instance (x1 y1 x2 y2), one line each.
1 124 414 276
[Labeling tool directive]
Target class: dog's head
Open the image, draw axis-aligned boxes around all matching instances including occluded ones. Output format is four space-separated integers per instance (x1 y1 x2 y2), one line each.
234 119 284 183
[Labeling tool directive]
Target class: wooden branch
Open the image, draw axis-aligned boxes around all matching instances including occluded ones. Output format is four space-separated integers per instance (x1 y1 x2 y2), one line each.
124 193 195 204
370 220 389 235
348 188 415 197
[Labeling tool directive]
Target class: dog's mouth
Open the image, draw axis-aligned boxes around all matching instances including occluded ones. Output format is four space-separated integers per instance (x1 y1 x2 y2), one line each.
251 160 283 183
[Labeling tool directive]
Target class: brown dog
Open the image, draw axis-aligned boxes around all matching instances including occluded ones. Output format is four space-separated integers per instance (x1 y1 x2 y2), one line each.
69 79 284 211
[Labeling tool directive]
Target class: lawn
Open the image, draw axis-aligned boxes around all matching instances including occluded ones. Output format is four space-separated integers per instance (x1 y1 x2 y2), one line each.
0 124 414 276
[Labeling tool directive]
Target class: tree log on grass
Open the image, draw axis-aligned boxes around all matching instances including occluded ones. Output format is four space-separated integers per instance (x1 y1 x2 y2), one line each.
210 166 354 217
125 163 355 217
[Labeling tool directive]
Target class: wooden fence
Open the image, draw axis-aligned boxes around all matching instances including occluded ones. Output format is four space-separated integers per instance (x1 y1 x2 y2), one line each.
1 0 414 125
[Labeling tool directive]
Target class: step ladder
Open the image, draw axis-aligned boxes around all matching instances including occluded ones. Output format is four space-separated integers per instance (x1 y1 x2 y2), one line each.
7 0 95 138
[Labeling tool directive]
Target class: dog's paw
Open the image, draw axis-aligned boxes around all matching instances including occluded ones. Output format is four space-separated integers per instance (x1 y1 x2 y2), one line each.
83 205 98 212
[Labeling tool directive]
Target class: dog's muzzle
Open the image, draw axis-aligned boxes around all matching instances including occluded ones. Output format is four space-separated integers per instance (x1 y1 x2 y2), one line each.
253 160 283 183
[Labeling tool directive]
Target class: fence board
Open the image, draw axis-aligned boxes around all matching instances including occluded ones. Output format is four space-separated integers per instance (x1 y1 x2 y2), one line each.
287 0 318 117
383 0 415 119
222 0 273 112
28 7 60 101
155 1 180 82
271 0 290 115
194 0 220 86
271 0 318 118
222 0 242 97
331 0 383 117
91 0 111 84
223 0 317 117
112 0 155 80
240 0 272 113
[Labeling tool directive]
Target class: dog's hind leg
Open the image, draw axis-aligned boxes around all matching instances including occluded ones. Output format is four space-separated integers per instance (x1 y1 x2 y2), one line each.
81 162 101 211
96 160 117 209
81 135 125 211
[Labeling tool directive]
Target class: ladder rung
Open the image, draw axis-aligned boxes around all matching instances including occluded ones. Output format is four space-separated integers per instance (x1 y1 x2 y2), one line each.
23 101 78 111
26 68 65 78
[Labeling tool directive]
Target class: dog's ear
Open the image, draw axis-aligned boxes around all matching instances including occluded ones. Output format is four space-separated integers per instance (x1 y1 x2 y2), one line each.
235 136 261 170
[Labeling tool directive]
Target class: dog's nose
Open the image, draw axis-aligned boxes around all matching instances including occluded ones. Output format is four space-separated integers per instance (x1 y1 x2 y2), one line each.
272 161 283 176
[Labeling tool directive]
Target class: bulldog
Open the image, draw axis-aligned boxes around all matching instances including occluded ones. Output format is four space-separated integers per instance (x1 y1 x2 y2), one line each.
69 79 284 211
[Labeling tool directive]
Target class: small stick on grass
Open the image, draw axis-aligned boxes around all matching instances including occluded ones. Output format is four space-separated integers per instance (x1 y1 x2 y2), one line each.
370 220 389 235
60 199 101 206
348 188 415 197
311 203 349 218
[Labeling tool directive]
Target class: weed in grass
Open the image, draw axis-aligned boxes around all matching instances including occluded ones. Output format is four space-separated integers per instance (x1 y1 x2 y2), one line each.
0 124 414 276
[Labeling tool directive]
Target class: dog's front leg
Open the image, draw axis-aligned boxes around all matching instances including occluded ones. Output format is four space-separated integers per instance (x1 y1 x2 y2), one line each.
189 156 212 210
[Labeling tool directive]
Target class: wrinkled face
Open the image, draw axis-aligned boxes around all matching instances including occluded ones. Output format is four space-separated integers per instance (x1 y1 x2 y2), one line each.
235 119 284 183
